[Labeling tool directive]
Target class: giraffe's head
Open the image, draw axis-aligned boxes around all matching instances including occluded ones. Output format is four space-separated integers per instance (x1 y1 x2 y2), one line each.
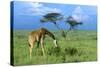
53 39 59 47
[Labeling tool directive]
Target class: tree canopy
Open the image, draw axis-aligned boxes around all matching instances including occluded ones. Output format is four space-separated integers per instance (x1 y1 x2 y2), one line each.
65 16 83 30
40 13 63 24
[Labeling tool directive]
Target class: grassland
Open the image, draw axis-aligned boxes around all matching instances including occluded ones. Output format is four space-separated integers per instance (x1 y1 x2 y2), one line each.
12 30 97 66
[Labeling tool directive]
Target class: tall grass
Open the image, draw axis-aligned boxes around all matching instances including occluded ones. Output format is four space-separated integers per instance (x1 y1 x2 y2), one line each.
12 30 97 65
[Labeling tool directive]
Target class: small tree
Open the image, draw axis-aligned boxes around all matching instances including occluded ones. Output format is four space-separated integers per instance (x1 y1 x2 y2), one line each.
65 16 83 31
40 13 66 38
65 16 83 40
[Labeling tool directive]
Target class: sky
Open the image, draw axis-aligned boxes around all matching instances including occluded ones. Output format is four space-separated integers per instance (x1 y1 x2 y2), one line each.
11 1 97 30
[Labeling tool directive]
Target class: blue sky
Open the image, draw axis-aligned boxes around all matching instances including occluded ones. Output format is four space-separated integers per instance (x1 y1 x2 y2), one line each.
12 1 97 30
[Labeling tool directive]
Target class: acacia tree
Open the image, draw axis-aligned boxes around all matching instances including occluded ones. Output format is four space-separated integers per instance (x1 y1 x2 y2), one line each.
65 16 83 31
40 13 66 37
64 16 83 40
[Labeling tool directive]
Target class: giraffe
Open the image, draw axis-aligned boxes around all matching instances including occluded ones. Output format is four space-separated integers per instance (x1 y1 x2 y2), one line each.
28 28 58 59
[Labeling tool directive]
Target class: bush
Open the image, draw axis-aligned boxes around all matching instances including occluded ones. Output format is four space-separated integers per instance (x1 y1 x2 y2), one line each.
64 47 78 56
48 47 61 56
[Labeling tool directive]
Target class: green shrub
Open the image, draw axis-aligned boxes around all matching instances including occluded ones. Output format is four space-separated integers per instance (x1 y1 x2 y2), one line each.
48 47 61 56
64 47 78 56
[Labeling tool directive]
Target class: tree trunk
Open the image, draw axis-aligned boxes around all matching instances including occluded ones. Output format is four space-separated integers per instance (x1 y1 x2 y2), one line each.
53 22 66 38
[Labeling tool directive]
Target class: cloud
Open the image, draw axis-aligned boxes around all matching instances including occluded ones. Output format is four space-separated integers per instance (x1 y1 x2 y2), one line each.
20 2 62 16
72 6 89 22
30 2 43 8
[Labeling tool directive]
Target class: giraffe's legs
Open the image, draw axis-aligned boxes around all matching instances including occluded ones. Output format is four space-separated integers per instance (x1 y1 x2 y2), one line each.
40 36 45 57
29 46 32 59
29 41 35 59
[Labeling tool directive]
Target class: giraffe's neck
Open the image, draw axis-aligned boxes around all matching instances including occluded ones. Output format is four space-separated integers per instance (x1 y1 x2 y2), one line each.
40 28 56 40
46 31 56 40
40 28 58 47
45 29 58 47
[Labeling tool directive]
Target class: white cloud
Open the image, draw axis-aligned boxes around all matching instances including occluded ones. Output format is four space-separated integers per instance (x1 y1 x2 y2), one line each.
72 6 89 22
20 2 62 16
30 2 43 8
